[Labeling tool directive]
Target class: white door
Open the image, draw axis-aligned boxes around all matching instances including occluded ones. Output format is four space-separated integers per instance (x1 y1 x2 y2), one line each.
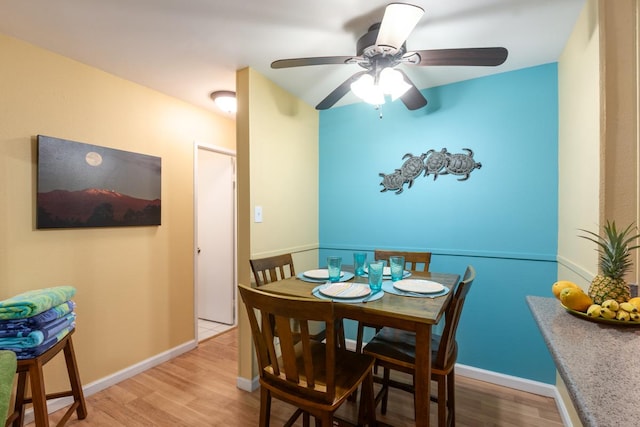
197 147 235 324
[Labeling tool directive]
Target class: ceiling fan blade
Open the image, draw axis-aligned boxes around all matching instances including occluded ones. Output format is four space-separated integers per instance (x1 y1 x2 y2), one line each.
316 71 368 110
411 47 508 66
271 56 356 69
375 3 425 54
396 70 427 110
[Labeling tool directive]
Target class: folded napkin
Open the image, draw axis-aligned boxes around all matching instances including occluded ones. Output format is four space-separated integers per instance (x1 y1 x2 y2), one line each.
0 286 76 320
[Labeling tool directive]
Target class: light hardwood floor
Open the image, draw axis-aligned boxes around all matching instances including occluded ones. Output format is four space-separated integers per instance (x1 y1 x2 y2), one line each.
32 328 564 426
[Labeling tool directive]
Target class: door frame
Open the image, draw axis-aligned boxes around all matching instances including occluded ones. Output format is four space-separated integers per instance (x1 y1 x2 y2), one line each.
193 141 237 341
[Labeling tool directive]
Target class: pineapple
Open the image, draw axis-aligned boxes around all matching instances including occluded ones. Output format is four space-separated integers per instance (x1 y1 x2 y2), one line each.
580 221 640 304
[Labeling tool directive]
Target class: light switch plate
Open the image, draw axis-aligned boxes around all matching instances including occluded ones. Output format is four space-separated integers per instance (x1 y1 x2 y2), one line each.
254 206 263 223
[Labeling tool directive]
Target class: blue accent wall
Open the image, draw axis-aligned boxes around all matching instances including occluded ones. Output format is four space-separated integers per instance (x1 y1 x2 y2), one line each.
318 63 559 384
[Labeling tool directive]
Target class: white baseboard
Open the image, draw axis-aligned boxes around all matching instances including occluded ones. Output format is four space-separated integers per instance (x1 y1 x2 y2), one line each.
455 364 556 397
553 386 576 427
236 375 260 392
22 339 197 424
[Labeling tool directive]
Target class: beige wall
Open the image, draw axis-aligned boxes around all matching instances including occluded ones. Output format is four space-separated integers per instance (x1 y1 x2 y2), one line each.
558 0 640 284
557 0 601 288
236 67 319 382
557 0 639 424
0 34 235 389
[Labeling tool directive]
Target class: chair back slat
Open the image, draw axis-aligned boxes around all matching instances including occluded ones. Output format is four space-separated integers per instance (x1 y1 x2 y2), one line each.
238 284 336 403
374 250 432 272
250 254 296 286
275 315 300 383
435 265 476 368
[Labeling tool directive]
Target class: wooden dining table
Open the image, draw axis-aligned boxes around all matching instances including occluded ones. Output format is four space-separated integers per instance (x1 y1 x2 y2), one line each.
257 269 460 427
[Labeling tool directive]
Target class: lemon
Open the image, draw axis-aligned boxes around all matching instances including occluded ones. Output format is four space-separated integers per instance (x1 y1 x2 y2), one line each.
552 280 580 299
560 287 593 312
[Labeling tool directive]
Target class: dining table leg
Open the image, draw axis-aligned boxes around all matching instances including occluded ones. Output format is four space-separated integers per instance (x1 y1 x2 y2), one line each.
414 323 431 427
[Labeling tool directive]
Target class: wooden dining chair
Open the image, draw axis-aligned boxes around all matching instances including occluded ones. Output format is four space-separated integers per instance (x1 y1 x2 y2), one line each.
374 250 432 273
355 250 433 354
362 265 476 427
250 253 329 343
250 253 296 287
238 284 376 427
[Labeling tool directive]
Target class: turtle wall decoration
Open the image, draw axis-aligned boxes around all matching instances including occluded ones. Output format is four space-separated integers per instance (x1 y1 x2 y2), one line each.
379 148 482 194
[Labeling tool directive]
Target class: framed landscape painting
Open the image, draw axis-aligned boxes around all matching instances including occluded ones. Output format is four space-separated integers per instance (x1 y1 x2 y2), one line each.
37 135 161 229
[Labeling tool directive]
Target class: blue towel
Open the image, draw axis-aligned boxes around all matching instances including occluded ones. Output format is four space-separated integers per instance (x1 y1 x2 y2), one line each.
0 312 76 349
0 312 76 343
0 286 76 320
11 326 74 359
0 301 75 332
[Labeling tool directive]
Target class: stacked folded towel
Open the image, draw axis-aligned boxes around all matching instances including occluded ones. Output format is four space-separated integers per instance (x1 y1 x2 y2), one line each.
0 286 77 359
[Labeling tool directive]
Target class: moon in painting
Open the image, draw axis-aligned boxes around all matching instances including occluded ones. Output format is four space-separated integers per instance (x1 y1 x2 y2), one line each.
85 151 103 166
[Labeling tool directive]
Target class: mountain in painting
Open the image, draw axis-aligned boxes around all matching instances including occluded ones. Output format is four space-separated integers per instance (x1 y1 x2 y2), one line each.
37 188 160 228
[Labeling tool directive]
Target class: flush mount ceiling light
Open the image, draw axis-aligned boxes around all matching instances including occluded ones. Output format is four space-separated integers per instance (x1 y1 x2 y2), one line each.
210 90 237 114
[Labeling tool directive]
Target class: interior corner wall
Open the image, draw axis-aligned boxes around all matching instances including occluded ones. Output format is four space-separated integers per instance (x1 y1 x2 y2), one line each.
0 33 235 390
557 0 601 287
236 67 319 382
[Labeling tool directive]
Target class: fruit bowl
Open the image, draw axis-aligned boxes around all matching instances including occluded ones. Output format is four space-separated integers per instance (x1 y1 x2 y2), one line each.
560 304 640 327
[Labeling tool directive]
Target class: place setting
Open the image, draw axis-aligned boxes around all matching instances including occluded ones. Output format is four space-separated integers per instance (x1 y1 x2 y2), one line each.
310 255 384 303
312 282 384 304
382 278 450 298
297 256 355 283
380 254 449 298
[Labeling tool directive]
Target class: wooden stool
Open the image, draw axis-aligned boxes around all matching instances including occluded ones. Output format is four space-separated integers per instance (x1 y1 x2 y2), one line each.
5 330 87 427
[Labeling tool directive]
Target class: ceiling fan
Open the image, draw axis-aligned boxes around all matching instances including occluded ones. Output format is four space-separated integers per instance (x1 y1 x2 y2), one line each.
271 3 508 111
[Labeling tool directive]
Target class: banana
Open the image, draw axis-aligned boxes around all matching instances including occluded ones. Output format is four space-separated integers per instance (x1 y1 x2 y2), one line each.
619 302 638 313
600 307 616 319
602 300 620 311
616 310 630 321
629 312 640 322
586 304 602 317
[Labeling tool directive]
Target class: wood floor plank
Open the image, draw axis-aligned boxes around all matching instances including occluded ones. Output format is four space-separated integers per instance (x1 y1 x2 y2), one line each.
27 328 564 426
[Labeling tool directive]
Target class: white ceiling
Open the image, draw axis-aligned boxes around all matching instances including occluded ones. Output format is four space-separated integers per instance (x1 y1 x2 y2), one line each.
0 0 585 115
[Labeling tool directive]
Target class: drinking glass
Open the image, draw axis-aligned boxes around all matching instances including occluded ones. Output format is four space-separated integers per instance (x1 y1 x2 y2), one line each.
327 256 342 283
389 256 405 282
353 252 367 276
367 260 385 292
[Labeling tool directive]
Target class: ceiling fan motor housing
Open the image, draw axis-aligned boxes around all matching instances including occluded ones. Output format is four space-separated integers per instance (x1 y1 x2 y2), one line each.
356 23 407 75
356 23 380 56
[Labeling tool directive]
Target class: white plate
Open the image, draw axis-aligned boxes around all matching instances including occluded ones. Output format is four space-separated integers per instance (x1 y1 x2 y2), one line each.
393 279 445 294
303 269 344 280
319 283 371 299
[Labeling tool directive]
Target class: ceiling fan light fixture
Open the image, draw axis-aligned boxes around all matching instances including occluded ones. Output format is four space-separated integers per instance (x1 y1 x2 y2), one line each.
350 74 385 106
379 67 411 100
210 90 237 113
351 68 410 106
